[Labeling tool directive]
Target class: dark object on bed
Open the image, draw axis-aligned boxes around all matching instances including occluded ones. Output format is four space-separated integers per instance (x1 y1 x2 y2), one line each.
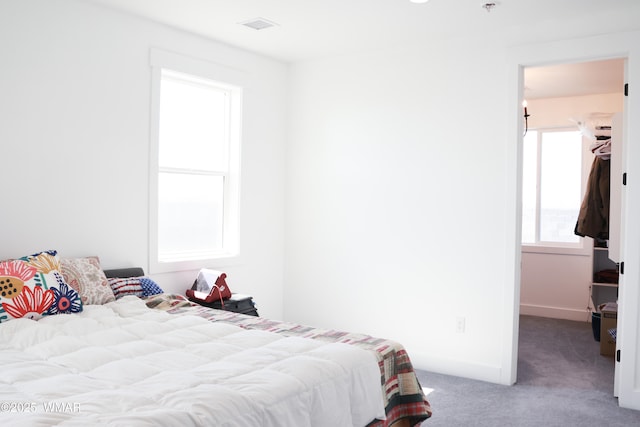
190 293 259 316
103 267 146 279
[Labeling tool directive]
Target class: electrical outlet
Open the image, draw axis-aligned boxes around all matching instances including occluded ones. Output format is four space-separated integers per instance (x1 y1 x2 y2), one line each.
456 317 466 334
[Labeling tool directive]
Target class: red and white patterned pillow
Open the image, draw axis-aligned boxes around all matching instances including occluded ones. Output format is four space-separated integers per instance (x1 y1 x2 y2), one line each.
107 277 145 299
107 276 164 300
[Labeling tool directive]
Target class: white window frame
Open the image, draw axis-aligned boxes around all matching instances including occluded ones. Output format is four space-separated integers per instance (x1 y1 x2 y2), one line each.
521 126 592 256
149 49 243 274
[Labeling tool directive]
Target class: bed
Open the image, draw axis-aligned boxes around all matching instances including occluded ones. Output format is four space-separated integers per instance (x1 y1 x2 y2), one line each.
0 253 432 426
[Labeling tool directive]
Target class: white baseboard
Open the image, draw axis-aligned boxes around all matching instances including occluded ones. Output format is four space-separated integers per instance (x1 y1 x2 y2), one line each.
410 353 506 385
520 303 591 322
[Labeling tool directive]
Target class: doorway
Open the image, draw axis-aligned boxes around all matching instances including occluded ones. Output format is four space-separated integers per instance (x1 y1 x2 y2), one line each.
519 58 625 395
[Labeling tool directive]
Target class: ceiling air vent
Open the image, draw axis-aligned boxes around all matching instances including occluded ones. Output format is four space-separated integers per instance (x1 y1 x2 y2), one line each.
239 18 278 31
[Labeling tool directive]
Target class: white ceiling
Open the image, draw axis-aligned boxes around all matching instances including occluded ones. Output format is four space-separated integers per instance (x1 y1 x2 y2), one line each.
83 0 536 62
83 0 631 98
525 59 625 100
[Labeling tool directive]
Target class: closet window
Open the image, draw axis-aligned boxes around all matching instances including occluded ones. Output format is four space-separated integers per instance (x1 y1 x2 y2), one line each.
522 128 585 248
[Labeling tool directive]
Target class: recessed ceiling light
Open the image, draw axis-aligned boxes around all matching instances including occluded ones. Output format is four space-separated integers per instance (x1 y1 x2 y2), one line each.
410 0 429 3
239 17 278 31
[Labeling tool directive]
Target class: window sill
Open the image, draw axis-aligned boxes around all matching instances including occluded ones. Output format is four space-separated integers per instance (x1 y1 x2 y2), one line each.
149 253 242 274
522 244 590 256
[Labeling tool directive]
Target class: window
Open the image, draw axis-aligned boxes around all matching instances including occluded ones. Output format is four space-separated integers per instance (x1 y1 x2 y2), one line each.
522 128 587 250
149 51 242 273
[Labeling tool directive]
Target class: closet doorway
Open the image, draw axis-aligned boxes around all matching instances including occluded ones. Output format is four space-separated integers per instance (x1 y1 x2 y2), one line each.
519 57 626 393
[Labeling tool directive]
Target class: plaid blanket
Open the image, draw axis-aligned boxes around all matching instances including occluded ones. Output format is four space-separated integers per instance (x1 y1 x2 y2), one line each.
146 294 432 426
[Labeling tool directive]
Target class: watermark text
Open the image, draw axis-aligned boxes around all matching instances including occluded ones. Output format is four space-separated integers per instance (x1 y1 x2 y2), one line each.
0 401 81 413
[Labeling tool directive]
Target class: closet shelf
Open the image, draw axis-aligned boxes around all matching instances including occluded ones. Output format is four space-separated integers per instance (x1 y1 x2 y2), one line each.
592 282 618 288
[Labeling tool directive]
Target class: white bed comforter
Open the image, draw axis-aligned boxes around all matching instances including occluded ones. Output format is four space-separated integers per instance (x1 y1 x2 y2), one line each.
0 296 385 426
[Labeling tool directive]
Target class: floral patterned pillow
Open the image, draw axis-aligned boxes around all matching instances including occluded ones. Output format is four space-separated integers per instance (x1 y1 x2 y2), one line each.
0 250 83 323
61 256 115 305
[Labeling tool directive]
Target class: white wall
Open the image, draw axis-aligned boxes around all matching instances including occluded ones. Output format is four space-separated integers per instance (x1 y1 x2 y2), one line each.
287 40 512 381
520 93 623 321
0 0 288 319
521 250 593 321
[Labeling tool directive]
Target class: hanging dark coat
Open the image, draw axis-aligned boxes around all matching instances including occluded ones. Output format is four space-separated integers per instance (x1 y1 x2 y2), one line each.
574 156 610 240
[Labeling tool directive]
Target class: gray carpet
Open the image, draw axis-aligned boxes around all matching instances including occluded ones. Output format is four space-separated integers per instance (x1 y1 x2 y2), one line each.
415 315 640 426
